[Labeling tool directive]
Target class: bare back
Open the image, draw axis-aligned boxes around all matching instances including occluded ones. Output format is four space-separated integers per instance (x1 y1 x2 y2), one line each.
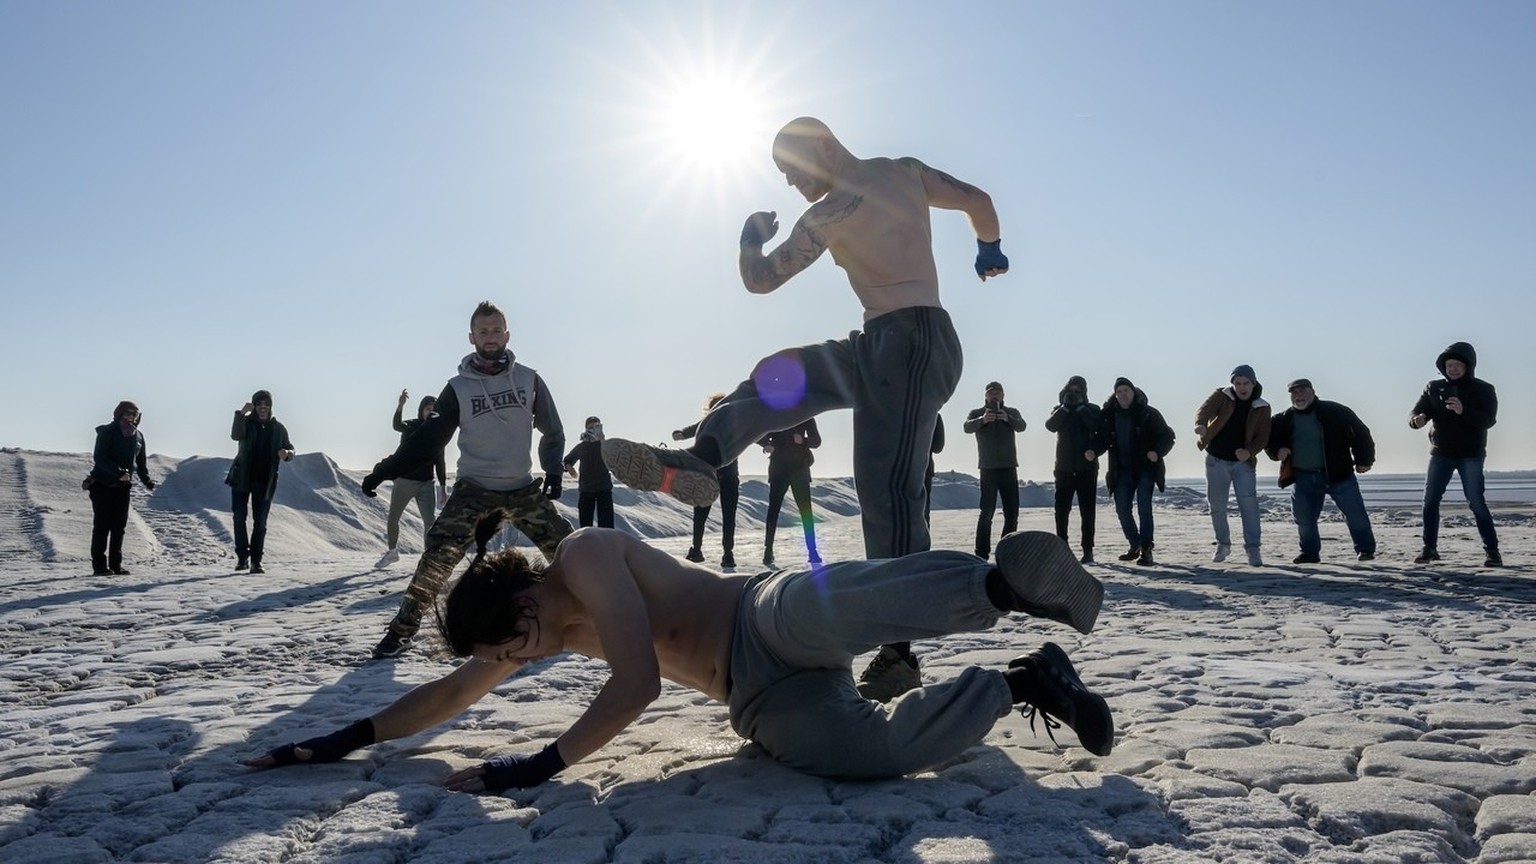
549 530 747 702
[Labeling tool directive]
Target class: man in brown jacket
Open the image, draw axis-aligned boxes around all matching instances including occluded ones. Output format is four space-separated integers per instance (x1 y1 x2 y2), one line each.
1194 365 1271 566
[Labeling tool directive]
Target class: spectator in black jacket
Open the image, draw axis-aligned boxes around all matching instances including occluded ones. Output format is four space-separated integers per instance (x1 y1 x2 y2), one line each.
378 390 449 568
675 393 741 568
759 418 823 567
1266 379 1377 564
963 382 1027 560
229 389 295 574
1408 341 1501 567
563 416 615 529
87 400 156 575
1092 378 1175 566
1045 376 1102 563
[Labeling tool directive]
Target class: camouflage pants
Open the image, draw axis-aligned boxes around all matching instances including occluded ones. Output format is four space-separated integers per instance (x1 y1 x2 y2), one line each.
386 477 573 638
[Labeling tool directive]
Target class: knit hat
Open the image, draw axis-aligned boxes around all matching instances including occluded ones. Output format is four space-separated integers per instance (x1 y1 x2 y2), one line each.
251 389 273 406
1230 364 1257 383
1287 378 1313 392
1114 376 1134 390
985 381 1003 392
113 400 140 420
1065 375 1087 391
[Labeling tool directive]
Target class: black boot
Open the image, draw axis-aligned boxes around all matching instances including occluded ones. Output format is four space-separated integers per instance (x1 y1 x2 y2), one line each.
1116 545 1140 562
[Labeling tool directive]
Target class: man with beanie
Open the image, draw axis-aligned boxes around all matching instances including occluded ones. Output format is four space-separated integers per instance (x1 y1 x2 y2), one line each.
87 400 156 575
228 389 295 574
362 301 574 659
1409 342 1501 567
1266 380 1378 564
963 382 1028 561
1195 365 1271 566
377 389 449 568
1092 378 1175 565
563 416 615 529
1045 376 1102 563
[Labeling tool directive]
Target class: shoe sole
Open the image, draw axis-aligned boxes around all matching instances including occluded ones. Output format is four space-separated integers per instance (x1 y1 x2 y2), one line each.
996 531 1104 634
1010 642 1114 756
601 439 719 507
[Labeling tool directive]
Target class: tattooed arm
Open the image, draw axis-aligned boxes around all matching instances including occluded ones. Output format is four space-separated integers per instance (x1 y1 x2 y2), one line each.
738 209 834 294
903 158 1001 243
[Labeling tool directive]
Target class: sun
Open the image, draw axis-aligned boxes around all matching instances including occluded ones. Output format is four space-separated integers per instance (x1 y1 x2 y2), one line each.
653 74 770 174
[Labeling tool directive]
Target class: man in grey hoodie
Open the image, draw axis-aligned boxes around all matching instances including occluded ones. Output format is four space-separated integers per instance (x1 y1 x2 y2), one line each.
362 301 574 659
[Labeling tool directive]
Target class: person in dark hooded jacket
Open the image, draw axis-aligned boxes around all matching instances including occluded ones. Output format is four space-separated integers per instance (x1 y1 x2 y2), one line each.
229 389 295 574
88 400 155 575
1092 379 1174 566
1045 376 1102 563
1266 379 1377 564
1408 341 1501 567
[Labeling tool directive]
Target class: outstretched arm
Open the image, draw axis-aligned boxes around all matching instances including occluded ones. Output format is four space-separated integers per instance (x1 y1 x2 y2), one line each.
243 657 515 769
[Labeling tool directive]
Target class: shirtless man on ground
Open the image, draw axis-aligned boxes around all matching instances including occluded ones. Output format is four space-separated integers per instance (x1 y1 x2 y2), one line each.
601 117 1010 698
245 515 1111 792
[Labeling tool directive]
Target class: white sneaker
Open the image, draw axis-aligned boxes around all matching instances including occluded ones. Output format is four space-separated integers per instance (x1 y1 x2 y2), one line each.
1212 545 1231 563
376 548 400 568
1247 550 1263 566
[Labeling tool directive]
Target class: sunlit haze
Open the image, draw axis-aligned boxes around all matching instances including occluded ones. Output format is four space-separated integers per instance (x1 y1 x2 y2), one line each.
2 2 1532 483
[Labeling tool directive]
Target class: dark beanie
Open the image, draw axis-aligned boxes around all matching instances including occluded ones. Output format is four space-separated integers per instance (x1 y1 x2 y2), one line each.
985 381 1003 392
113 400 140 420
1230 364 1257 383
1066 375 1088 391
251 389 273 405
1114 376 1134 390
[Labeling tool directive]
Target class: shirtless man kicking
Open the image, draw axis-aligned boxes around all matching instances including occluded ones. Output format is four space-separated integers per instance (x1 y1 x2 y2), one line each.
245 517 1111 791
601 117 1009 698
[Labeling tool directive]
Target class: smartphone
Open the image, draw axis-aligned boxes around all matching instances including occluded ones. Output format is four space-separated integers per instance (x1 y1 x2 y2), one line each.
1443 385 1459 403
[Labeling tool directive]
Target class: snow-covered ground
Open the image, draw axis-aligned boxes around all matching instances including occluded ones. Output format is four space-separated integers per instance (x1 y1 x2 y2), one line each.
2 447 1534 863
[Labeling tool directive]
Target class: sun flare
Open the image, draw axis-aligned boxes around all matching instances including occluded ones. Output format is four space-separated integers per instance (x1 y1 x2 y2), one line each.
654 75 768 173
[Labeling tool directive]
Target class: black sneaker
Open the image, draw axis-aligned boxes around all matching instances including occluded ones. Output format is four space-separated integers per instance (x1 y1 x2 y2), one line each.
250 563 265 574
601 438 720 507
763 552 775 568
111 567 132 575
1007 642 1113 756
1116 546 1140 562
1292 554 1321 564
1485 550 1504 568
995 531 1104 635
1413 547 1440 565
684 547 705 563
1357 551 1376 562
236 556 249 571
92 568 111 576
720 552 736 568
1080 551 1094 564
808 550 823 565
1135 545 1154 566
371 630 413 659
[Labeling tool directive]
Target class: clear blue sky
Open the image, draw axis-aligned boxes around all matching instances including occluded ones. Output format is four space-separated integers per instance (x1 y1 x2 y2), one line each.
4 1 1533 481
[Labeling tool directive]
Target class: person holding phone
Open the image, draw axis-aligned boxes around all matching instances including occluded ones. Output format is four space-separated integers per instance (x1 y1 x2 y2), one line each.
1409 342 1501 567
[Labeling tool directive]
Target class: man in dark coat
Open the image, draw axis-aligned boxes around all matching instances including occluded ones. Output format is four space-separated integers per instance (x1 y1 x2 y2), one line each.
88 400 156 575
228 389 295 574
1408 341 1501 567
1266 379 1377 564
1092 378 1175 566
1045 376 1102 563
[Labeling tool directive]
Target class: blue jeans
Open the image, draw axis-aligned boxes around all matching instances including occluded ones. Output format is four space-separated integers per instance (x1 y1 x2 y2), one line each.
1113 470 1155 548
1422 455 1499 551
727 551 1014 779
1205 454 1261 551
1291 471 1376 557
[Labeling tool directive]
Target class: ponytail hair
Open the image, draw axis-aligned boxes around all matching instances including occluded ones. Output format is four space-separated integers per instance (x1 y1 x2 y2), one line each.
436 508 546 657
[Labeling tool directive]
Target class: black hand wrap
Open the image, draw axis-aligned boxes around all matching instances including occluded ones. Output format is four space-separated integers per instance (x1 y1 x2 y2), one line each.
268 718 375 765
480 741 566 791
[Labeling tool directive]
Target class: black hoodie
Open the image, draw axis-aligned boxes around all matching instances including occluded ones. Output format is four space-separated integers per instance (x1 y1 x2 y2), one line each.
1410 341 1498 459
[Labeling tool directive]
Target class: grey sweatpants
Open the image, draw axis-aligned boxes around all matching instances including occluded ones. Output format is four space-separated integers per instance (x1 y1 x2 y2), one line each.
726 550 1015 779
697 306 963 559
385 476 437 549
